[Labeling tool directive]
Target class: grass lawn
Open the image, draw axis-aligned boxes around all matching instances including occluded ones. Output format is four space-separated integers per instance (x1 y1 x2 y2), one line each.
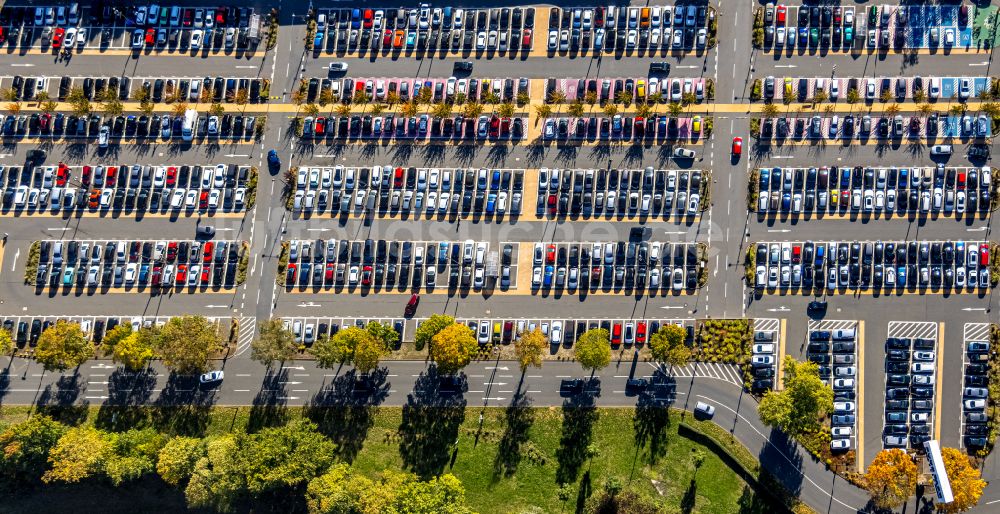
1 404 782 514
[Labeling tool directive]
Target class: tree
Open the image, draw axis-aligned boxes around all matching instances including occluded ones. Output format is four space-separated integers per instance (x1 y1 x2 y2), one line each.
252 319 298 367
462 102 484 118
429 323 478 375
7 102 21 115
584 90 598 106
602 104 618 117
385 90 400 106
950 104 967 116
110 328 157 371
681 91 697 106
234 89 249 107
649 325 691 368
635 103 653 119
568 101 585 117
157 436 205 486
318 89 334 106
40 100 57 113
758 357 833 435
208 103 225 118
103 428 166 486
171 101 189 117
335 104 351 117
548 90 566 104
42 426 109 483
1 87 16 102
67 87 90 116
515 328 547 372
667 102 684 117
0 415 66 483
306 467 473 514
414 314 455 352
615 90 633 105
353 323 393 374
401 101 420 118
913 88 927 103
919 103 933 116
864 449 917 510
101 324 133 356
0 327 12 356
497 102 516 118
575 329 610 374
431 102 452 119
517 91 531 106
370 103 385 116
812 89 828 105
155 316 222 374
880 88 893 103
415 87 432 105
303 103 320 117
937 447 986 513
34 321 93 371
885 103 901 116
310 328 351 369
762 103 781 118
535 104 553 119
846 88 860 104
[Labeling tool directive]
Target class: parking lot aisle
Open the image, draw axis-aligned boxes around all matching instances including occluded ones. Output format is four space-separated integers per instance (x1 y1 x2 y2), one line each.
934 322 945 441
856 319 865 472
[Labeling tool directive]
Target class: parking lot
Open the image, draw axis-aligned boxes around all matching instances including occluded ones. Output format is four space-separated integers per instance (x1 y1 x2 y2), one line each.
759 75 989 103
881 321 940 451
808 319 860 454
2 313 229 349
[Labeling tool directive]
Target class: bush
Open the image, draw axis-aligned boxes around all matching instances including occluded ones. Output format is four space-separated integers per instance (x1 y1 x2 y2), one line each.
750 79 762 101
236 243 250 286
752 28 764 48
276 242 290 287
696 320 752 364
749 117 761 138
747 169 760 211
24 241 40 284
246 167 258 209
744 245 757 284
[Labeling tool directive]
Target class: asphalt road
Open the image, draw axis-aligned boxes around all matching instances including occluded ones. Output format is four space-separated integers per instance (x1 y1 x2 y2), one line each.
1 0 1000 511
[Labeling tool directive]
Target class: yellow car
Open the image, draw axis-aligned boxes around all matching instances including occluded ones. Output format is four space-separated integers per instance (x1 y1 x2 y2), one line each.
637 79 646 99
784 77 793 98
830 190 839 206
692 115 702 133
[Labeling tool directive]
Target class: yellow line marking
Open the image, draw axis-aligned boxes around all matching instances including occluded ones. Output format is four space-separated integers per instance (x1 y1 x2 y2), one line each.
758 138 977 147
759 289 987 296
777 318 787 390
934 322 945 442
856 320 865 472
0 238 5 282
0 137 256 146
515 242 533 294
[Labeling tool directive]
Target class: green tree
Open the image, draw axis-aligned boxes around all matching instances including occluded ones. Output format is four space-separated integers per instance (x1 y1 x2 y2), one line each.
497 102 516 118
429 323 478 375
548 90 566 104
762 103 781 118
67 87 90 116
462 102 484 119
846 88 860 104
401 101 420 118
515 328 547 373
208 103 225 118
575 329 611 374
103 428 166 486
668 102 684 117
100 324 133 356
306 467 473 514
310 328 352 369
649 324 691 368
157 436 205 486
516 91 531 106
681 91 697 106
584 90 598 106
100 88 123 117
34 321 93 371
0 415 66 483
155 316 222 374
252 319 298 367
42 426 109 483
535 104 553 119
110 328 157 371
812 89 828 105
0 327 12 355
568 101 585 117
431 102 453 119
303 103 320 117
385 90 400 106
414 314 455 352
603 104 619 117
758 357 834 435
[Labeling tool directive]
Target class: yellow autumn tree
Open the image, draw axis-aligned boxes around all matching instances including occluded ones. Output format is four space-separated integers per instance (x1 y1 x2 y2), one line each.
514 328 547 372
42 426 109 483
864 449 917 509
429 323 477 375
937 448 986 513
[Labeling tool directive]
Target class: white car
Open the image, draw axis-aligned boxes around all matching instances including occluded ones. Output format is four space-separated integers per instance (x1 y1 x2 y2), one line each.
190 30 203 49
831 427 852 437
830 439 851 450
199 370 224 383
751 355 773 367
833 401 855 413
964 399 986 410
753 343 774 354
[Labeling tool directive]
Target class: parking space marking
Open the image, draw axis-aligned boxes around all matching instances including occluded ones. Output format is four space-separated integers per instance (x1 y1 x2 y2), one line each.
884 321 939 451
777 317 786 389
808 319 859 454
959 322 991 448
0 211 245 219
32 286 236 294
887 321 938 340
857 320 865 472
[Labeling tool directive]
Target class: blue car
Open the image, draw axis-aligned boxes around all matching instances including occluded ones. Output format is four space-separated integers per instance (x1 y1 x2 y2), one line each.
759 168 770 187
314 31 324 48
351 9 361 29
267 149 280 168
543 265 554 287
897 267 906 286
486 193 496 214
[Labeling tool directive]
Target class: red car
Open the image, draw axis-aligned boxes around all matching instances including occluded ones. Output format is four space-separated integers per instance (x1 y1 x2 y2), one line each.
183 8 194 27
383 29 392 47
394 167 404 187
636 322 647 344
145 28 155 45
404 293 420 316
176 264 188 284
81 165 91 185
105 166 117 184
203 242 214 263
546 244 556 263
325 263 335 283
612 322 622 345
363 9 373 28
732 137 743 156
56 163 69 186
166 166 177 186
489 115 500 138
52 27 65 48
980 244 990 267
200 267 210 284
522 29 532 47
776 5 786 25
362 265 373 285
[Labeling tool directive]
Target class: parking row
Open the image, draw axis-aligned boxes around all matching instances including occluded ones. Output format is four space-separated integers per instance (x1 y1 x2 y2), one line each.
284 317 406 347
1 313 228 348
292 166 523 218
0 112 260 144
543 5 711 53
2 163 252 215
300 114 526 142
748 325 779 392
753 240 993 293
439 317 696 348
757 114 992 142
960 323 992 449
34 239 245 291
537 167 705 220
528 241 703 295
309 76 528 105
806 321 859 451
0 75 269 104
542 115 704 142
755 165 992 218
548 76 707 104
284 239 517 293
882 321 939 450
761 76 989 103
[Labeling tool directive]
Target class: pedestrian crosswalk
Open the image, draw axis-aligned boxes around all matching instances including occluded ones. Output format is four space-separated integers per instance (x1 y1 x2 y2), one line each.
649 361 745 387
235 316 256 357
887 321 938 340
963 322 990 342
755 318 781 332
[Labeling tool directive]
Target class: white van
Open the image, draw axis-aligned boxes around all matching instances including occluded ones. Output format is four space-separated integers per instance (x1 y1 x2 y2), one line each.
181 109 197 141
832 329 855 341
188 81 201 101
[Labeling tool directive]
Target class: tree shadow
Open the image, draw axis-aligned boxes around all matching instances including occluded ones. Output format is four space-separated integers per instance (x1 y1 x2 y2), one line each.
398 365 467 480
680 478 698 514
93 367 158 431
246 367 290 433
575 470 593 513
633 389 672 465
492 388 534 480
150 372 218 437
304 366 390 463
0 363 11 408
34 370 88 426
757 428 804 497
555 389 598 485
736 485 772 514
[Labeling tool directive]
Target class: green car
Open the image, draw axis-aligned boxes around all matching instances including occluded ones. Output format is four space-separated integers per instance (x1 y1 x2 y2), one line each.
868 6 878 27
845 27 854 45
810 27 819 46
62 267 74 285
